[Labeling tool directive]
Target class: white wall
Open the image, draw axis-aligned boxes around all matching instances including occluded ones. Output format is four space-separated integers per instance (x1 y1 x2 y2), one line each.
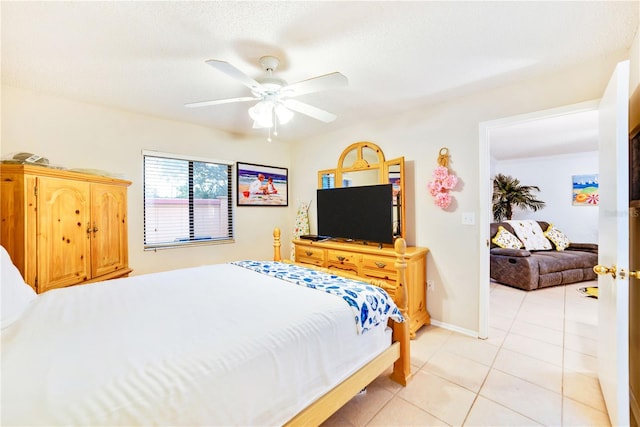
1 85 293 275
494 151 599 243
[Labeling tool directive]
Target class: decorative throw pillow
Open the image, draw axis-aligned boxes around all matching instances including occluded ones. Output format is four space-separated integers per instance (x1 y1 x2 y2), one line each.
492 226 523 249
506 220 553 251
544 223 570 251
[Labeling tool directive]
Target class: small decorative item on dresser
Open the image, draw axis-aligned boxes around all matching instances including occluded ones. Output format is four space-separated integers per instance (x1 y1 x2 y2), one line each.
291 199 311 260
427 147 458 209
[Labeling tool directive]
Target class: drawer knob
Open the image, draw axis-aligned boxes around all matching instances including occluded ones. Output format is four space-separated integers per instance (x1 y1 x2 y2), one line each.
337 255 346 262
305 250 313 256
375 261 386 268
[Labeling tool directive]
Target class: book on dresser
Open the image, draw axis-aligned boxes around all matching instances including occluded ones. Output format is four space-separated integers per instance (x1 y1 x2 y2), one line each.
292 238 429 338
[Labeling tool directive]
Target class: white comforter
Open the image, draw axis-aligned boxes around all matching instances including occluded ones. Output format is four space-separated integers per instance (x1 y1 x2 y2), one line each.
1 263 390 426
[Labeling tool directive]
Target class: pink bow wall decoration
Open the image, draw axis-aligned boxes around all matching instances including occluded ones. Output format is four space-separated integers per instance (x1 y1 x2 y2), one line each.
427 148 458 209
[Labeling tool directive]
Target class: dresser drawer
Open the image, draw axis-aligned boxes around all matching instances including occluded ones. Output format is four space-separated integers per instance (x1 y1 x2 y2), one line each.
361 268 397 286
326 249 358 267
362 255 395 274
326 249 358 274
295 246 324 267
361 254 396 286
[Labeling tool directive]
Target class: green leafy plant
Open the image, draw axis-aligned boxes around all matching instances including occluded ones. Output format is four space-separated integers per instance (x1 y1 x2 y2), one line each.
492 173 546 221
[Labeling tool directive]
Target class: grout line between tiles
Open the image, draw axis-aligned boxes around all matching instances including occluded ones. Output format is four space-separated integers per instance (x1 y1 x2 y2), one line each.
459 283 528 426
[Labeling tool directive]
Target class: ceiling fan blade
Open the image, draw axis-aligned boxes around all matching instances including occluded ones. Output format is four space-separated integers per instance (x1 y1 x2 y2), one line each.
283 72 348 97
185 96 258 108
205 59 262 91
283 99 337 123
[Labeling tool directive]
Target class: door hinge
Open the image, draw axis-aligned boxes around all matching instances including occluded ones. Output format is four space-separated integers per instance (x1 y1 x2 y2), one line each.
34 185 38 197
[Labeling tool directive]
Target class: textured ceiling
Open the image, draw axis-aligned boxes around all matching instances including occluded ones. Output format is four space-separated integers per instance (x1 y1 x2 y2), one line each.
2 1 638 158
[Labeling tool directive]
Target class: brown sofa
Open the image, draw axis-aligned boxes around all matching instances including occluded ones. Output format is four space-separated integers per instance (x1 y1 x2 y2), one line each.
490 221 598 291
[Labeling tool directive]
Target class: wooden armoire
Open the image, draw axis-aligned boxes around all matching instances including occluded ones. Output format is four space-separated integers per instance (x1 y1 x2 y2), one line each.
1 164 132 293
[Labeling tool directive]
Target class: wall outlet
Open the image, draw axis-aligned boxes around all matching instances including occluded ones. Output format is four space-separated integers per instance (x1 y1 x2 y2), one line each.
427 280 434 291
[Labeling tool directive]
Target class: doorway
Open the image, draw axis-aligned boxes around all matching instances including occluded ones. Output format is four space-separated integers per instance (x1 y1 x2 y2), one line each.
478 100 600 339
479 73 637 426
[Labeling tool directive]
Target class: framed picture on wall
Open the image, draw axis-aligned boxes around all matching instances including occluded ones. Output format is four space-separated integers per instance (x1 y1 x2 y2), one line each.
572 174 599 206
236 162 288 206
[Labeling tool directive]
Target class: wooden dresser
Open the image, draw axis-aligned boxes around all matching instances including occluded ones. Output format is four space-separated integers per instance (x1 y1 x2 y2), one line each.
293 238 429 337
1 164 132 293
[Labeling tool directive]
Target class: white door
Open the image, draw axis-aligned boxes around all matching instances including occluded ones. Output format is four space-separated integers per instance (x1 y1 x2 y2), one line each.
596 60 630 427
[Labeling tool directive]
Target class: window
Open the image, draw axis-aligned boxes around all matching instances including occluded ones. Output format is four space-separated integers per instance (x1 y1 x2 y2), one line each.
321 174 335 189
143 151 233 249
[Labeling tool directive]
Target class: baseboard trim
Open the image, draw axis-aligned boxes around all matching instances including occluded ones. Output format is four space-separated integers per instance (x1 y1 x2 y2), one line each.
429 319 479 338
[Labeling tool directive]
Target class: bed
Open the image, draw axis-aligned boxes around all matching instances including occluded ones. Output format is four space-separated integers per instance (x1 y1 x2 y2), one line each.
1 228 411 426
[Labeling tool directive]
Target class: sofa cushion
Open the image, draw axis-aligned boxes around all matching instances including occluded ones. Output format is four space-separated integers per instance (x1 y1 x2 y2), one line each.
535 250 598 274
544 223 570 251
492 226 523 249
506 220 553 250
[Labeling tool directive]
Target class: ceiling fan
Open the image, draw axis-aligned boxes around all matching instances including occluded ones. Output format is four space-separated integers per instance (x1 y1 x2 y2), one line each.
185 56 348 137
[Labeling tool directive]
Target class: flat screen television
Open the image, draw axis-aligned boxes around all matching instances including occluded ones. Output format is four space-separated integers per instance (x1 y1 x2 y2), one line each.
317 184 393 244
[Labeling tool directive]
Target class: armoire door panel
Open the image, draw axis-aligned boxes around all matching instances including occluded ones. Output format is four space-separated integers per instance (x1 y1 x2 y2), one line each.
91 184 128 278
37 177 91 291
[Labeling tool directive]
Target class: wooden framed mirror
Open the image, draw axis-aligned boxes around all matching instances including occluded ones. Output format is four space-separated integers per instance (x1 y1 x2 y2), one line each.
318 142 406 239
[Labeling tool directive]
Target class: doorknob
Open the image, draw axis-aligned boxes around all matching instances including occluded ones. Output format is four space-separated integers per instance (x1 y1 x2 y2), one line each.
594 264 617 278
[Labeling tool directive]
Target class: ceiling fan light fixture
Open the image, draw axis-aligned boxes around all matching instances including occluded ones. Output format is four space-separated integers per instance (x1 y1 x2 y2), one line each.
248 101 274 128
274 103 294 125
248 100 294 129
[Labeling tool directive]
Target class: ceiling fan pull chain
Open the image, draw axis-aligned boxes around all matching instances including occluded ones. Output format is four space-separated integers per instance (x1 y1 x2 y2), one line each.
273 107 279 137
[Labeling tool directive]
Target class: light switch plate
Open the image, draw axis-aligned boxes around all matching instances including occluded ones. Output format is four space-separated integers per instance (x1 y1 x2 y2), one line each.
462 212 475 225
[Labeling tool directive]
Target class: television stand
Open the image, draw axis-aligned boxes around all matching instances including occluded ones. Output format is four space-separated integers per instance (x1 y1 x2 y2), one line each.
292 238 430 338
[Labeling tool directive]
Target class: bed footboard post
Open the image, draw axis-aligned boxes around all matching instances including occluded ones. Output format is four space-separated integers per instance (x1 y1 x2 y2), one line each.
273 227 282 261
390 238 411 386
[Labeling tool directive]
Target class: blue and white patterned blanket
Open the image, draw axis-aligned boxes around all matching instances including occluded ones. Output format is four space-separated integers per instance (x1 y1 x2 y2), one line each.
231 261 404 335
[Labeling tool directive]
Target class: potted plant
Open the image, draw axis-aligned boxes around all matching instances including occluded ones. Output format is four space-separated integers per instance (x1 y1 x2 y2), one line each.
492 173 546 221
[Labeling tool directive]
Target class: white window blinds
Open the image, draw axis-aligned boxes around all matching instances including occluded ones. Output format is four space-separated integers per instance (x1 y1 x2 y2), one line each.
143 151 233 249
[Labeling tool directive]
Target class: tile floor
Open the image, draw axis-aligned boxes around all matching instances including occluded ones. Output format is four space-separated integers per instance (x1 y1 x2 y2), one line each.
321 280 610 426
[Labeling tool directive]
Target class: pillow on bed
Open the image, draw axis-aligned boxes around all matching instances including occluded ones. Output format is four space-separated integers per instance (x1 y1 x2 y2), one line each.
1 246 37 329
544 223 570 251
492 226 523 249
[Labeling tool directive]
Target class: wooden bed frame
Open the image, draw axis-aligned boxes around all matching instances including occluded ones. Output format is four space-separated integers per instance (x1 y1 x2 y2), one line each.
271 228 412 426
